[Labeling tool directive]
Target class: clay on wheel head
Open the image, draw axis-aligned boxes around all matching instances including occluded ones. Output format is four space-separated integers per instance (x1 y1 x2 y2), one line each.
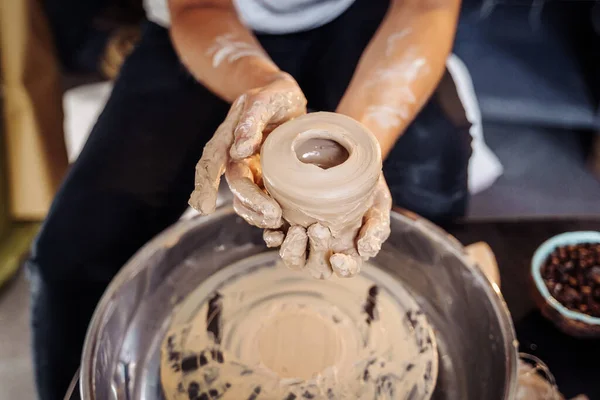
260 112 382 276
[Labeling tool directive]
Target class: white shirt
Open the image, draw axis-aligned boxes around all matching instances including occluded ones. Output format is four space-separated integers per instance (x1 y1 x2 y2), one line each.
144 0 356 34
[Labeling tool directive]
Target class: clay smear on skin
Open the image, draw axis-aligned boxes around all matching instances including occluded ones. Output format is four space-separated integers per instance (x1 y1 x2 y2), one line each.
364 105 408 129
233 101 260 143
364 41 430 129
206 33 271 68
231 88 307 158
385 28 413 57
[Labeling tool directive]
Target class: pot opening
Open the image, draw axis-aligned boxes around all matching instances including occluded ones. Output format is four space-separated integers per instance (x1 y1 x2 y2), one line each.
294 137 349 170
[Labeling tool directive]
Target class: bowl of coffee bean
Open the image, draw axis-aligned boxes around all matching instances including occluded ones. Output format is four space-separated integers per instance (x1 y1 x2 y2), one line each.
531 231 600 338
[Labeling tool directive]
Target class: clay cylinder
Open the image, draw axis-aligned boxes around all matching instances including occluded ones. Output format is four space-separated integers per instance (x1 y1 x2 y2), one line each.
260 112 382 241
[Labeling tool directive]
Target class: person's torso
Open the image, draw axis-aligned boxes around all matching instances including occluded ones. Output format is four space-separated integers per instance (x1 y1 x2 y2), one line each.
144 0 356 34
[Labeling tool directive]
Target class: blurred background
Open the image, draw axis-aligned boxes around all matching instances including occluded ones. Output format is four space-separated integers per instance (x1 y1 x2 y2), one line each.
1 0 599 398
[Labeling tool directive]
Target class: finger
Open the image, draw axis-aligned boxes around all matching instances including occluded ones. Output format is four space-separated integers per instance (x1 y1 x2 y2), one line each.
245 154 264 188
189 95 246 214
306 223 333 280
330 248 363 278
230 95 273 160
225 159 282 228
263 229 284 248
232 197 278 230
279 226 308 270
357 174 392 259
230 79 307 160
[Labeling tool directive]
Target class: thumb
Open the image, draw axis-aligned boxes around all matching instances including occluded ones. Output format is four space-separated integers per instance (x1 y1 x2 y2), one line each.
189 95 245 214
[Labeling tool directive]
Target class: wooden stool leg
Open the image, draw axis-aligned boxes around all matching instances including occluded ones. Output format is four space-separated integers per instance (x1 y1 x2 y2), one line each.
1 0 68 220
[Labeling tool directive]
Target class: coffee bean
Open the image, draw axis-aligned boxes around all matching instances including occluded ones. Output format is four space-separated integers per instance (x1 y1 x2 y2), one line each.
589 266 600 284
562 287 580 303
553 283 563 295
559 248 568 260
568 276 578 287
541 265 553 279
581 286 592 295
542 242 600 317
564 261 575 271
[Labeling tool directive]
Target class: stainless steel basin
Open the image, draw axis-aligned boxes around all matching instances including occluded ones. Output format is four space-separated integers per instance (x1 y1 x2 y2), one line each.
77 207 518 399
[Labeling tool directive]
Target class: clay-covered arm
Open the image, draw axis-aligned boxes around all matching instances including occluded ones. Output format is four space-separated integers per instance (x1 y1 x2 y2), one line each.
180 1 307 217
169 0 284 102
336 0 461 158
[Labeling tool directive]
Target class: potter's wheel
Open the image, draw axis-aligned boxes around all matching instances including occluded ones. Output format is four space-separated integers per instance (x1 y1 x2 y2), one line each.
159 252 438 399
80 209 517 400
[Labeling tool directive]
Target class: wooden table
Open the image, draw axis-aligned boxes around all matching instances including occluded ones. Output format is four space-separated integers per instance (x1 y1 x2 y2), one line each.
445 217 600 399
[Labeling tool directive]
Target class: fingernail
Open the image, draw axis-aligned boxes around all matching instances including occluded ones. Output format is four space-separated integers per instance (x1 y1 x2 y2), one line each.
263 203 282 220
230 140 253 159
189 191 216 215
330 254 360 278
200 199 216 215
264 230 284 247
358 239 381 258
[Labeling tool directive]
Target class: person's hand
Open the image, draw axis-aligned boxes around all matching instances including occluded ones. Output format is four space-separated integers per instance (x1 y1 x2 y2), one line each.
189 73 305 228
189 73 391 278
263 174 392 279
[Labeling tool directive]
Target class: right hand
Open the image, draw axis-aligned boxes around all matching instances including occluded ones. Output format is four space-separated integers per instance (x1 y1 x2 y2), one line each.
264 174 392 279
189 72 305 228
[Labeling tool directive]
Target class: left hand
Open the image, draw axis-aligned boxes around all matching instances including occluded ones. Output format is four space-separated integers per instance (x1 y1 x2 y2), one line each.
189 73 306 228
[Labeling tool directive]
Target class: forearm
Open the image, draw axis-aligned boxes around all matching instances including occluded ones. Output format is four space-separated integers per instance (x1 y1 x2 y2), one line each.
169 0 284 102
336 0 460 157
